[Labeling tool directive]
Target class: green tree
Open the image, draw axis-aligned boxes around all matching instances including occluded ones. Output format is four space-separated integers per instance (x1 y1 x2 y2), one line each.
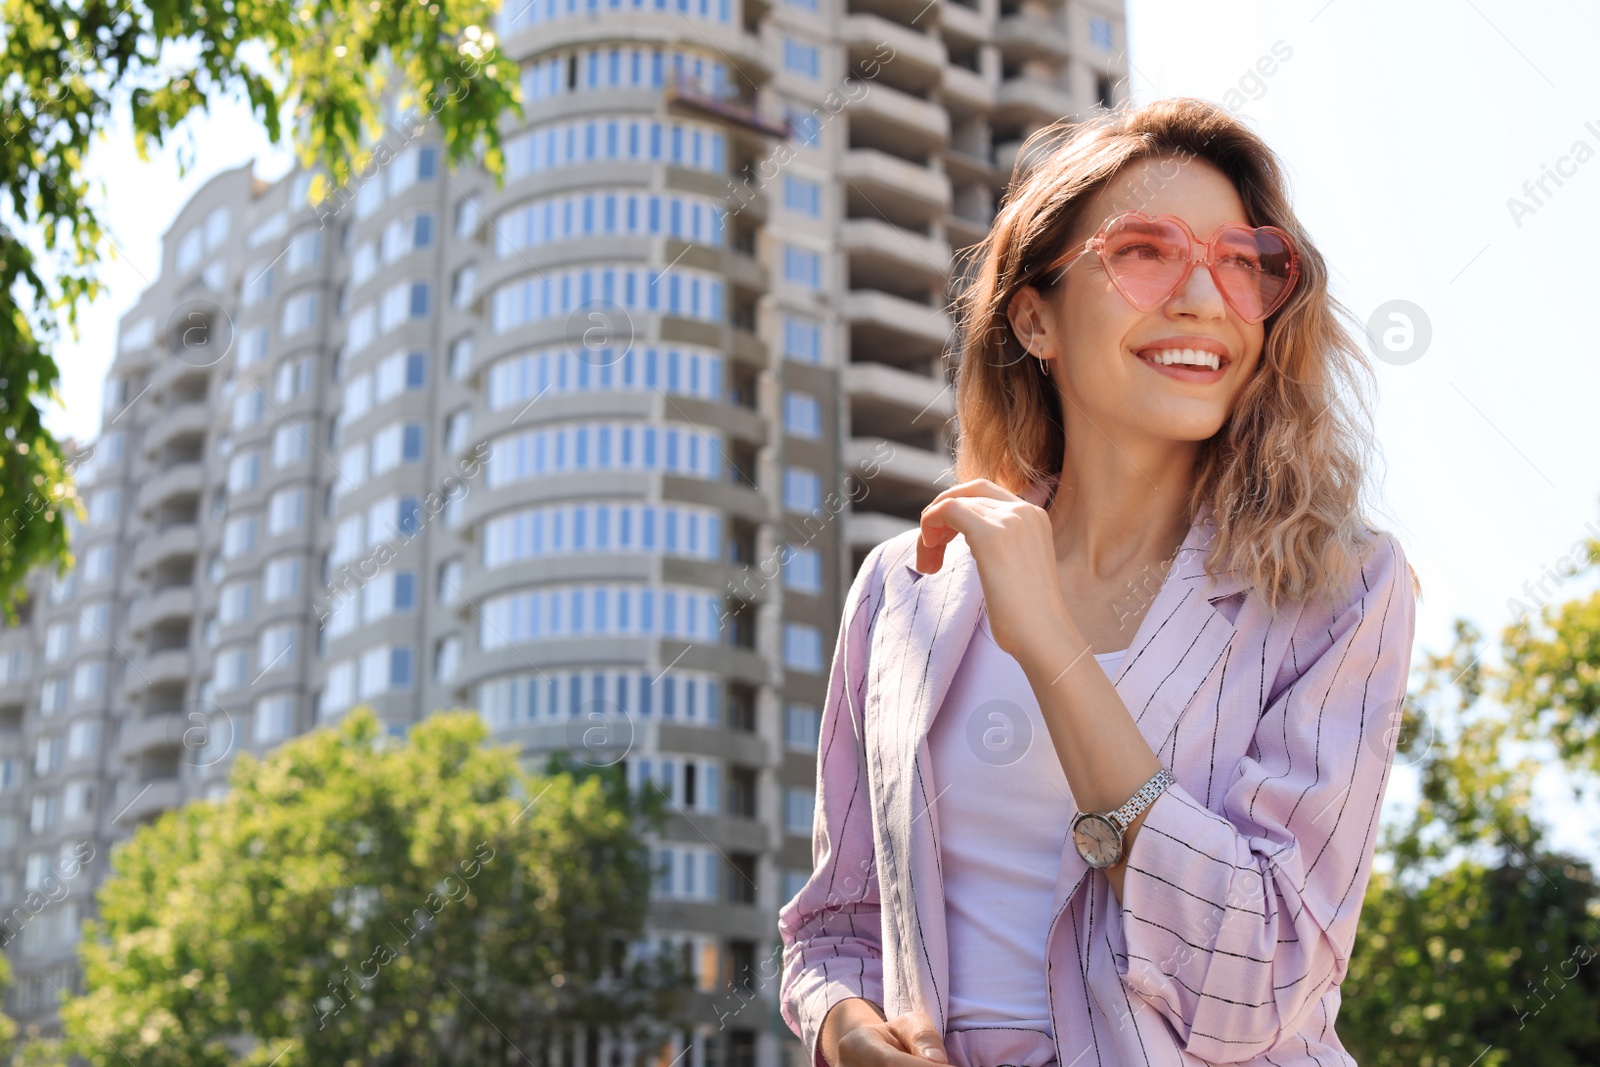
0 952 18 1049
0 0 520 619
1500 533 1600 775
1340 619 1600 1067
36 707 687 1066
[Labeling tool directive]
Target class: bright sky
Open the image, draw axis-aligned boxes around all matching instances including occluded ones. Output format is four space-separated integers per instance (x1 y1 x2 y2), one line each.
35 0 1600 859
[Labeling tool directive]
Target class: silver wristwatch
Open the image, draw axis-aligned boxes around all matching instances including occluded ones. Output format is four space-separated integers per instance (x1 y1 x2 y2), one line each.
1071 767 1175 869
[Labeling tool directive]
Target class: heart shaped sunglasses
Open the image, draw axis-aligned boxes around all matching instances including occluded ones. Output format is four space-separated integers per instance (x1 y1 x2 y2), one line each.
1043 210 1302 325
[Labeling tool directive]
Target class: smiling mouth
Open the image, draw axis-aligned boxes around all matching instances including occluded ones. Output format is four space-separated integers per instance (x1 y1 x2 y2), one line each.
1136 347 1228 372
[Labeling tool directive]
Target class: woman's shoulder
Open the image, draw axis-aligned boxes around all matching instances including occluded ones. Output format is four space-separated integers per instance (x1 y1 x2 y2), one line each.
1272 525 1419 646
1333 525 1420 612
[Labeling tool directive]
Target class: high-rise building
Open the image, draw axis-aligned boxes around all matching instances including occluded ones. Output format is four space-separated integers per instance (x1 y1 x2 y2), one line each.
0 0 1126 1058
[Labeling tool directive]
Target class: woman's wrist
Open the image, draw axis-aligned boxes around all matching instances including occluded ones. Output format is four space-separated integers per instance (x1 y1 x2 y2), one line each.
1015 606 1089 684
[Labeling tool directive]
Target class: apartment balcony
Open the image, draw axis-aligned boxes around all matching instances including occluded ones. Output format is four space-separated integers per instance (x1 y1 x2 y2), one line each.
937 0 991 45
504 16 771 86
844 362 954 442
844 82 949 160
846 509 919 551
839 149 951 224
941 64 997 113
994 138 1026 178
663 74 789 150
840 219 951 291
124 648 195 697
0 639 29 705
140 401 211 458
723 177 768 224
0 727 25 761
947 212 993 252
149 347 213 401
115 712 190 762
842 290 952 363
842 14 946 93
116 777 183 826
726 248 768 294
136 461 205 515
994 75 1078 128
127 586 197 637
996 12 1073 61
0 671 27 708
844 435 956 521
133 522 200 576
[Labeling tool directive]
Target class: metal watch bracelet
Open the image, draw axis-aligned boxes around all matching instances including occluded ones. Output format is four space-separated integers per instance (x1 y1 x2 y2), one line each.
1106 766 1175 831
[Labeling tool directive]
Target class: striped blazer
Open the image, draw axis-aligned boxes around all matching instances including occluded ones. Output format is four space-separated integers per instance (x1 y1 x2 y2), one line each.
777 478 1419 1067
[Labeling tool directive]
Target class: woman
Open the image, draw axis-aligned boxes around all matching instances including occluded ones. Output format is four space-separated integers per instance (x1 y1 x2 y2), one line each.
777 97 1421 1067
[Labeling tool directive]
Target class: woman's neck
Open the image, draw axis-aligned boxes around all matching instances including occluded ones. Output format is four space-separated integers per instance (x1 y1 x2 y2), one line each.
1043 468 1196 584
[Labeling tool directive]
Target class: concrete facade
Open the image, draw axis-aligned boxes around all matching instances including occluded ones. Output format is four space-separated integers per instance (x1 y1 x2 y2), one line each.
0 0 1125 1059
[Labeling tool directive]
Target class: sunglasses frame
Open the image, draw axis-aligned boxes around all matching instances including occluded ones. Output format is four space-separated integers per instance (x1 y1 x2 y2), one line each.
1043 210 1302 325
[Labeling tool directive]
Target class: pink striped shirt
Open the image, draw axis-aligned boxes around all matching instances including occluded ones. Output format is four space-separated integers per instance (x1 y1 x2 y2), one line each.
777 478 1419 1067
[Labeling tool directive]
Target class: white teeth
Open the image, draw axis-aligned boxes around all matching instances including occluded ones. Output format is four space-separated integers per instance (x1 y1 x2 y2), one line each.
1142 348 1221 371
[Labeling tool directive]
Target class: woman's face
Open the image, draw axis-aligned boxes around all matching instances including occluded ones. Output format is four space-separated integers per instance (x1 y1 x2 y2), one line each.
1007 154 1268 445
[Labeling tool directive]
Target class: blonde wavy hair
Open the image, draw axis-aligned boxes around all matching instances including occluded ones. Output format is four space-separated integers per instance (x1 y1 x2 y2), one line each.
951 96 1418 615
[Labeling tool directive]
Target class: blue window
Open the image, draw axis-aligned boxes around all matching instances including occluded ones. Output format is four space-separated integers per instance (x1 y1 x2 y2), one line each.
409 282 430 317
1090 16 1114 50
398 496 422 536
784 466 821 512
395 572 416 610
783 38 819 78
405 352 427 389
786 106 820 148
417 147 438 179
783 547 823 594
785 391 821 438
413 213 434 248
390 646 414 687
402 424 423 461
783 175 821 217
784 245 821 288
783 315 822 363
783 623 824 673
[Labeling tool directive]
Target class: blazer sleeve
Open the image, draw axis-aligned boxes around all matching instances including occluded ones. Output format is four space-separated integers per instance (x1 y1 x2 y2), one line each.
777 539 891 1067
1110 530 1419 1063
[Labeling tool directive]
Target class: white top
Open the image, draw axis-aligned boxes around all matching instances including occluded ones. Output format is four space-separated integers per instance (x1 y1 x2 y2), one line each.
926 606 1126 1033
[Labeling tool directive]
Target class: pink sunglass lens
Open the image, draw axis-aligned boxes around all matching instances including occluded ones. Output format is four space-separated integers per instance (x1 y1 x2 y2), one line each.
1099 217 1193 306
1214 228 1297 320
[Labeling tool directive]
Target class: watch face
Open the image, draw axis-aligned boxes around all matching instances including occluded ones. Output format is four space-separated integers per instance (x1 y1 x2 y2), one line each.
1074 814 1122 868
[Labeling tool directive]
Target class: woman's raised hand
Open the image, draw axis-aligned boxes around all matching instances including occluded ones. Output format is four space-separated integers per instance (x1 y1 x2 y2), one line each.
918 478 1071 662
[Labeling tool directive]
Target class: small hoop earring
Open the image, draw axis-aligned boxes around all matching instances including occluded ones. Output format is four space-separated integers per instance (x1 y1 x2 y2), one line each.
1037 355 1051 377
